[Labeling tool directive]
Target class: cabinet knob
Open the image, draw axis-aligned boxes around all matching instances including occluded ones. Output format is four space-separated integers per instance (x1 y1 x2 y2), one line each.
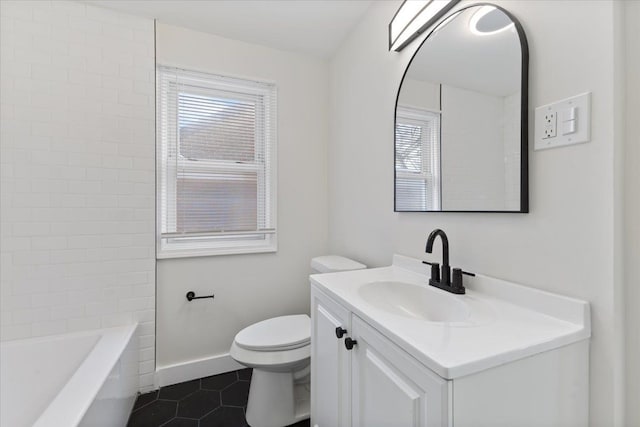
344 337 357 350
335 327 347 339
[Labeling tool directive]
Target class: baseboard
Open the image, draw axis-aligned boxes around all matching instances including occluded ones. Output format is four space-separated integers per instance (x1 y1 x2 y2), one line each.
154 353 244 388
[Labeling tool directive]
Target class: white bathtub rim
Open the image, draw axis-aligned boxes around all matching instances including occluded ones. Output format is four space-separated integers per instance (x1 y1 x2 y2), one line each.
32 324 138 427
1 328 95 348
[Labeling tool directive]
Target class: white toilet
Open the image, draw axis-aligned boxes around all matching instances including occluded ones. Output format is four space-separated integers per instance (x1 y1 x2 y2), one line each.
230 255 366 427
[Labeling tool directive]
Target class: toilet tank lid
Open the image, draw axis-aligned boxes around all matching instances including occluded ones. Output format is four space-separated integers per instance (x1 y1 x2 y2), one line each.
311 255 366 273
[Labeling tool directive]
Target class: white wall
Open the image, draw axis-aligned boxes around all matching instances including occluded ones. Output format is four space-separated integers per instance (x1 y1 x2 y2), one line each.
0 1 156 390
328 1 624 425
440 85 505 210
624 0 640 425
155 23 329 381
503 92 521 210
397 78 440 111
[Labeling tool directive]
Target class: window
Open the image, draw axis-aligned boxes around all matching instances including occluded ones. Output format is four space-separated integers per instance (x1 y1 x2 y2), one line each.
157 66 277 258
395 106 441 211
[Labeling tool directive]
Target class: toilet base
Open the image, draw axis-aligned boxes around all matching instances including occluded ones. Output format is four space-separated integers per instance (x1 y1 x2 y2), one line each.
246 369 310 427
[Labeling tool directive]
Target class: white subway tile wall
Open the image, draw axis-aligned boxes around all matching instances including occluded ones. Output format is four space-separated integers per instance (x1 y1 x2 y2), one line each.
0 0 156 391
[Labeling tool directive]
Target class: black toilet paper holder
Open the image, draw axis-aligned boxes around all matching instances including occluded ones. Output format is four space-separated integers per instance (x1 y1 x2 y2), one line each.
185 291 215 302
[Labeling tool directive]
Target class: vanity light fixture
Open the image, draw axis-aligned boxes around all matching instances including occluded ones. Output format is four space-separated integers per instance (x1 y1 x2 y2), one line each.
389 0 460 52
469 5 515 36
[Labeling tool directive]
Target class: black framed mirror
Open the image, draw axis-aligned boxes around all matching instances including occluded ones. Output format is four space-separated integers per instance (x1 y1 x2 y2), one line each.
394 4 528 213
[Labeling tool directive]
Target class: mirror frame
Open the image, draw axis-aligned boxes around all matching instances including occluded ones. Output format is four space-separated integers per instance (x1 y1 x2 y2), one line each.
394 3 529 213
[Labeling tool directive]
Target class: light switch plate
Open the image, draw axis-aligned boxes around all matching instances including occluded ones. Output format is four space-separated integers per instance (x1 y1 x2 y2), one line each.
534 92 591 151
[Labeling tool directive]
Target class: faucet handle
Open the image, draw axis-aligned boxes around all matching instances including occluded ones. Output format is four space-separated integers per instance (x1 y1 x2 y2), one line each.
452 268 465 293
422 260 440 282
430 262 440 282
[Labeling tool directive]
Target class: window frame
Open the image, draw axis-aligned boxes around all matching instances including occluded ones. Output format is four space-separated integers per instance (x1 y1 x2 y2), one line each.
156 66 277 259
395 105 441 211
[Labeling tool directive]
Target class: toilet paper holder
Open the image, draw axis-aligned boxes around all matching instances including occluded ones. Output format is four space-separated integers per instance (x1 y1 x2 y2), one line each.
186 291 215 302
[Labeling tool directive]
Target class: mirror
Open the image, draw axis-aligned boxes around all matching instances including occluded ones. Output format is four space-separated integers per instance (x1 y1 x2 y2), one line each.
394 5 528 212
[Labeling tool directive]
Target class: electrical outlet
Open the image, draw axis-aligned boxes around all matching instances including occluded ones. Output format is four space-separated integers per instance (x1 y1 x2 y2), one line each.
543 111 557 139
534 92 591 151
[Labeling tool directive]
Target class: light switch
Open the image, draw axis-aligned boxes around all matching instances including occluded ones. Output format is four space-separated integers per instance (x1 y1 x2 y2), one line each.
534 92 591 150
562 120 576 135
561 107 576 122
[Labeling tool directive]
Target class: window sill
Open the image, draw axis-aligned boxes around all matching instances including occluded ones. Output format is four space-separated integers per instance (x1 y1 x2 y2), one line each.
156 244 277 259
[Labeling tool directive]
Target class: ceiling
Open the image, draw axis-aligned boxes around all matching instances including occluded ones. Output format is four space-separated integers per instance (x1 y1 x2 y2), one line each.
83 0 373 58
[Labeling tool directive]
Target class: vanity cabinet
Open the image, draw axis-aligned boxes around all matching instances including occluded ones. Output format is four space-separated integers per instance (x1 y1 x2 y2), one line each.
311 287 450 427
311 283 589 427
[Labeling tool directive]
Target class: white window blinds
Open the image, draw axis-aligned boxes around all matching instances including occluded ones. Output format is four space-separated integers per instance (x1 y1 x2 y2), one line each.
157 66 277 258
395 106 441 211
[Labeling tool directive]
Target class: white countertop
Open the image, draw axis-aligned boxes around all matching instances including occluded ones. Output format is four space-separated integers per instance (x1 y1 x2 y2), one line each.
310 254 590 380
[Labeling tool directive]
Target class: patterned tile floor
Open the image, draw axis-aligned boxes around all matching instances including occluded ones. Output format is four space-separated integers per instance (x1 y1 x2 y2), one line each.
127 368 310 427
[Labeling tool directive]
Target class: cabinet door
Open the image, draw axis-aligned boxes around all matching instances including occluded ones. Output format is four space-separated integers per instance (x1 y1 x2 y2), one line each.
350 316 450 427
311 287 352 427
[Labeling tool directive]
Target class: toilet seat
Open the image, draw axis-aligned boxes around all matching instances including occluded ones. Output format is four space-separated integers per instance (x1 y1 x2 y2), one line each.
235 314 310 352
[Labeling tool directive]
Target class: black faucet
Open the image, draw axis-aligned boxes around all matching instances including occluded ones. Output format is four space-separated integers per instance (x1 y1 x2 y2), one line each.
424 229 466 294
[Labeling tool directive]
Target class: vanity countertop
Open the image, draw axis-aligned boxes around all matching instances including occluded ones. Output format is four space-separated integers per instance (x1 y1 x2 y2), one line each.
310 254 590 380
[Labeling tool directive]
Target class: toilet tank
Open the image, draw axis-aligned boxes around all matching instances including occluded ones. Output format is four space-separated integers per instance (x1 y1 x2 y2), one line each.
310 255 366 274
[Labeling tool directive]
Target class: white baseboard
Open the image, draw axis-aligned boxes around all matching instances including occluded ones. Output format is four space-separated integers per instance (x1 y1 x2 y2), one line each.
154 353 244 388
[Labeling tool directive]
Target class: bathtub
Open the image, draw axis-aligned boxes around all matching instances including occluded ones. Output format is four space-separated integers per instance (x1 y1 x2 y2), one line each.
0 324 139 427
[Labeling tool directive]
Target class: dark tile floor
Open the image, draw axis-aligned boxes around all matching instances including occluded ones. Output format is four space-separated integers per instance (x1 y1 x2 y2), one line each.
127 368 310 427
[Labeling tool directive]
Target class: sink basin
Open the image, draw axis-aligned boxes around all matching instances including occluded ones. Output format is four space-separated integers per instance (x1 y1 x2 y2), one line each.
357 281 470 322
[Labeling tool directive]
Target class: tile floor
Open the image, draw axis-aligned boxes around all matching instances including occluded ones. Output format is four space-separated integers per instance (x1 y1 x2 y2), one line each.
127 368 310 427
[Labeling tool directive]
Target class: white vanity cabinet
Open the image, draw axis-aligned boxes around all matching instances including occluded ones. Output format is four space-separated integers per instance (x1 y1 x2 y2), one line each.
310 263 590 427
311 287 450 427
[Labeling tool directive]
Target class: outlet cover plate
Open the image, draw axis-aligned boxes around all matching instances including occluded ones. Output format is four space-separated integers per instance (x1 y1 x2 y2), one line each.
534 92 591 151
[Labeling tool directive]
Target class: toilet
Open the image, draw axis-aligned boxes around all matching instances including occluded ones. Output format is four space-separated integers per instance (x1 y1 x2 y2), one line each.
230 255 366 427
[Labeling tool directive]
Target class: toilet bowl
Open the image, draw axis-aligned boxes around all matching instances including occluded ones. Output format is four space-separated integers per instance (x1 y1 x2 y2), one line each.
230 255 365 427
